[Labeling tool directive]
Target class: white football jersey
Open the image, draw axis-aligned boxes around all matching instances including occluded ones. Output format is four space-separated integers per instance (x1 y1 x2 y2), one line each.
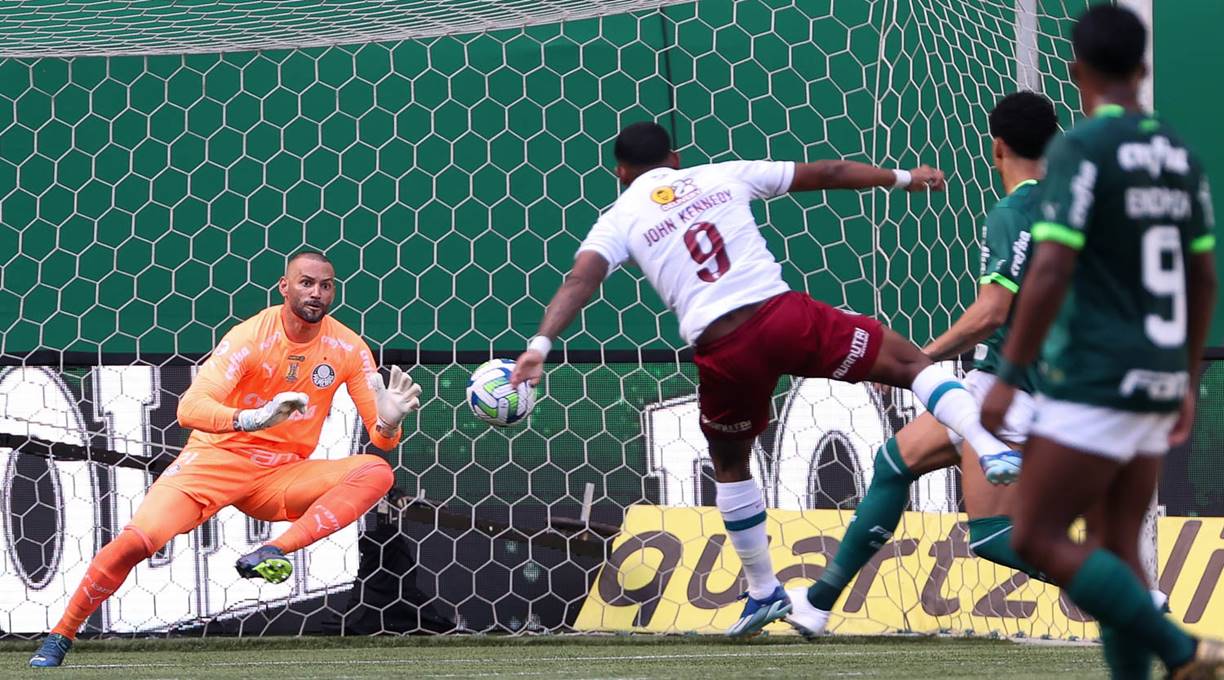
578 160 795 344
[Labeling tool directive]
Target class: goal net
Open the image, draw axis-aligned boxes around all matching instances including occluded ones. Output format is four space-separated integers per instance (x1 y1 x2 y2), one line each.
0 0 1144 639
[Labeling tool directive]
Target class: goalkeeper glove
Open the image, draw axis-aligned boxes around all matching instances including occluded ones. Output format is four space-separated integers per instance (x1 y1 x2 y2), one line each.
234 392 308 432
368 365 422 436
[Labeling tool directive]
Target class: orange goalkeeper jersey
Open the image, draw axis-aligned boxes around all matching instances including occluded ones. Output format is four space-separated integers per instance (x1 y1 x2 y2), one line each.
177 306 401 459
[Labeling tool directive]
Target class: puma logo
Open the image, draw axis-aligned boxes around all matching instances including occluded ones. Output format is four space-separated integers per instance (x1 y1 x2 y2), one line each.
313 507 340 534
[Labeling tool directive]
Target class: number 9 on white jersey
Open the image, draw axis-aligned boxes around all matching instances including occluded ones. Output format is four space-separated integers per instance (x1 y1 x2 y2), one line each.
576 160 796 345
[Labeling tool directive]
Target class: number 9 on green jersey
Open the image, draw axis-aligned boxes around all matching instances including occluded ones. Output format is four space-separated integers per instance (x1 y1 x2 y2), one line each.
1031 105 1214 412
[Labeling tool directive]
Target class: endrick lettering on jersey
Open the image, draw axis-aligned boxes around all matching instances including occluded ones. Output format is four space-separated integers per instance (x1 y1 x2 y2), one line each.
1124 187 1192 220
643 190 733 248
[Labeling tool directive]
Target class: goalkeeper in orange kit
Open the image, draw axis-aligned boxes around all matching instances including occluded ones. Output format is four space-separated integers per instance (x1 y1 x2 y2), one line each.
30 251 422 668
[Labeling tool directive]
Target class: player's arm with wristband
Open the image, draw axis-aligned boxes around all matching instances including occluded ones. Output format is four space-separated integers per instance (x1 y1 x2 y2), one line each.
510 250 609 388
788 161 946 193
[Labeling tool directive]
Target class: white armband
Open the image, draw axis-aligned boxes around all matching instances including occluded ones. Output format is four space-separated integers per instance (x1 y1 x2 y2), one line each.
892 169 912 190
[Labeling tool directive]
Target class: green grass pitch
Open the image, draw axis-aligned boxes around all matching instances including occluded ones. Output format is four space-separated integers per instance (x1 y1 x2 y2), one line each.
1 634 1114 679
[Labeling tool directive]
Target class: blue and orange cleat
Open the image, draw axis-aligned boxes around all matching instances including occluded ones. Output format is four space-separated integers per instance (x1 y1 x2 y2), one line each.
29 633 72 668
235 545 293 584
725 585 792 638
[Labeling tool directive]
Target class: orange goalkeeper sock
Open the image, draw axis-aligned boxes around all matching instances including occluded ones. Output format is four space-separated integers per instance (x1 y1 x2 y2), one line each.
269 461 394 554
51 527 152 639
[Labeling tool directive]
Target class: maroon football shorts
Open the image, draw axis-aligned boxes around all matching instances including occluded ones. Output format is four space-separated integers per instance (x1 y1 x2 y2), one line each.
693 291 884 440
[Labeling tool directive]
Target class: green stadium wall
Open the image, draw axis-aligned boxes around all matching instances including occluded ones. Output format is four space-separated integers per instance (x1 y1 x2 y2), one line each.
1155 1 1224 345
1 1 1110 360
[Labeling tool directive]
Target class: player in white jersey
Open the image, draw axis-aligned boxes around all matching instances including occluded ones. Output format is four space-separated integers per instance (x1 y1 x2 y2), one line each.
511 122 1021 637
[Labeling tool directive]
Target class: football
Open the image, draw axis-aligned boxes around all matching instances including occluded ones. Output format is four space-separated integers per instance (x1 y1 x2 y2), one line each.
466 358 536 426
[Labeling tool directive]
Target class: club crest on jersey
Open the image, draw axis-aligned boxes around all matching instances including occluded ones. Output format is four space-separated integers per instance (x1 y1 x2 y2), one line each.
651 186 676 205
312 363 336 388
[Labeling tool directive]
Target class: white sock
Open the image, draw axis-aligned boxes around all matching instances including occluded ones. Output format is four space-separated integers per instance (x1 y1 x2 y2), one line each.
911 365 1010 456
716 479 780 600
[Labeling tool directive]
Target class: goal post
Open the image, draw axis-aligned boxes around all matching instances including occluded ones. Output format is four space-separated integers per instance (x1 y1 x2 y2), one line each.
0 0 1180 639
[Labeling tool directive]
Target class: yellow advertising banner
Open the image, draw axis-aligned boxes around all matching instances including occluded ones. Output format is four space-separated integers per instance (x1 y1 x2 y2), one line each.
575 506 1224 639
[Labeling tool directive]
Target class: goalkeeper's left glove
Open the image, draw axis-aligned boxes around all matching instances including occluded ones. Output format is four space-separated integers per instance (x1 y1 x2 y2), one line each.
368 365 422 437
235 391 308 432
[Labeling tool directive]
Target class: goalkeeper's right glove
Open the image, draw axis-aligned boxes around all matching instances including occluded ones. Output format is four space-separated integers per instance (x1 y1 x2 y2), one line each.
368 365 422 437
234 392 308 432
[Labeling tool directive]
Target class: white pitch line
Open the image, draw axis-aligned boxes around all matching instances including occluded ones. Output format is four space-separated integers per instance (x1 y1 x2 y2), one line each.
64 649 906 670
334 671 559 679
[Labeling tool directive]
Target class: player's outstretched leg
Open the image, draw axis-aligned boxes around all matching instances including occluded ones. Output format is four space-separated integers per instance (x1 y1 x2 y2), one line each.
790 414 967 637
788 437 921 637
31 486 202 668
236 455 395 583
868 328 1020 484
790 371 1046 639
706 438 791 638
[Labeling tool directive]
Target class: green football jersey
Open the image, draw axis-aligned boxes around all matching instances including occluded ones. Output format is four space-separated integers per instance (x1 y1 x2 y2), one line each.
974 180 1042 393
1034 104 1216 412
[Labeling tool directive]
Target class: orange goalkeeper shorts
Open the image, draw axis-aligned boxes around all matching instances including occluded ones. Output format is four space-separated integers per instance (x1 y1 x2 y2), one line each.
150 442 387 525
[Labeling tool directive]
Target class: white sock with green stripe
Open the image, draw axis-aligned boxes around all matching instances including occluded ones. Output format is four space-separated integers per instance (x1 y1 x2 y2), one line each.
911 365 1010 456
716 479 779 600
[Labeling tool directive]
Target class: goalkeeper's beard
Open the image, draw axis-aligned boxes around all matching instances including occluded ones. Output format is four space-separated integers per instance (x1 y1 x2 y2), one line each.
292 298 329 323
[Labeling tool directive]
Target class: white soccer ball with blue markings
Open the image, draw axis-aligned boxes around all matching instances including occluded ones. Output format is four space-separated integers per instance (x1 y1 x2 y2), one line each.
466 358 536 427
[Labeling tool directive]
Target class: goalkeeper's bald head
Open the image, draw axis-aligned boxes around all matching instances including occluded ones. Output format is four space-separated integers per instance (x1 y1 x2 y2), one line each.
280 250 336 324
